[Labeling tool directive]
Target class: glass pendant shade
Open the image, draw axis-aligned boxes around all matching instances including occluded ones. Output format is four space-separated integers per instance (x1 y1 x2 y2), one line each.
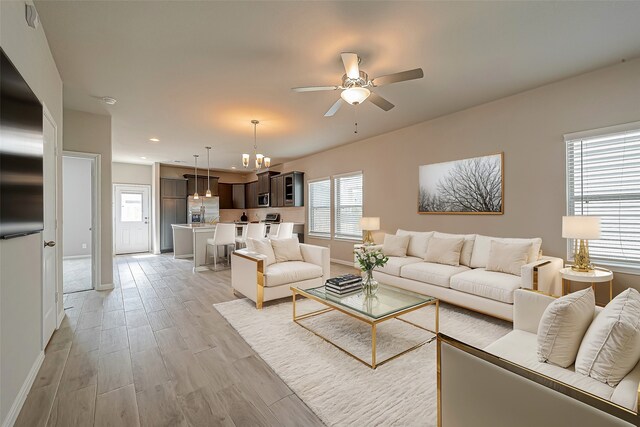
205 189 212 197
242 154 250 168
205 146 212 197
264 157 271 168
341 87 370 105
193 154 199 199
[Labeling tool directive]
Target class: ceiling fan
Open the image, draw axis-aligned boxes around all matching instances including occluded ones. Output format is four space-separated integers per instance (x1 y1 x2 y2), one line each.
292 52 424 117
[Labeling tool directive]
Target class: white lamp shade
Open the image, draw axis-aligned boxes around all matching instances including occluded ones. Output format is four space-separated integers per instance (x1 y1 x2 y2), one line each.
360 217 380 231
562 216 601 240
341 87 370 105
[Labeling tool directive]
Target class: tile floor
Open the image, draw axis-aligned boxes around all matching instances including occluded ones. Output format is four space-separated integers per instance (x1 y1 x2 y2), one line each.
63 256 93 294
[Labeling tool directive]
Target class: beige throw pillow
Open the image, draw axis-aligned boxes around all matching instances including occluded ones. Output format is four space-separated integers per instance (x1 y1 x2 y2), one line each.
433 232 475 266
537 287 595 368
271 237 303 263
396 230 434 258
247 238 276 266
485 241 532 276
424 236 464 266
382 234 410 257
575 288 640 386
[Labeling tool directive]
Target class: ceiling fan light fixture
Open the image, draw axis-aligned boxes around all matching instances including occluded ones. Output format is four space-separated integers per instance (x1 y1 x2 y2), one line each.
341 87 370 105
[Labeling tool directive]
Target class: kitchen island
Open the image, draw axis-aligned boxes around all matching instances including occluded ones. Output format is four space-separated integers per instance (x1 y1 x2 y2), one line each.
171 224 217 272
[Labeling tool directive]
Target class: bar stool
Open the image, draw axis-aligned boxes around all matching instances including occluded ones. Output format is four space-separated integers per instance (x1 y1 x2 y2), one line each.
276 222 294 239
236 223 265 249
267 223 279 238
206 223 236 270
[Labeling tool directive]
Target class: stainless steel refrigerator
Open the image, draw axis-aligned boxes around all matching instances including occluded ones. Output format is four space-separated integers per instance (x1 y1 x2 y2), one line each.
187 196 220 224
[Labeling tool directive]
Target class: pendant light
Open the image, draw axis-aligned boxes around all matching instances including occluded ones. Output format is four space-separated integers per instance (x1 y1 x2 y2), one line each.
242 120 271 170
205 146 212 197
192 154 199 200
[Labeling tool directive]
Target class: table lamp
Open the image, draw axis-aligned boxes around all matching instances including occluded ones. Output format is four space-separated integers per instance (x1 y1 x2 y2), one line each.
360 217 380 246
562 215 601 272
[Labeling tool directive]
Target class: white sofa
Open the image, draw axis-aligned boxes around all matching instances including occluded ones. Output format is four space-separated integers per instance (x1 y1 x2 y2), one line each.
231 243 330 308
370 231 564 321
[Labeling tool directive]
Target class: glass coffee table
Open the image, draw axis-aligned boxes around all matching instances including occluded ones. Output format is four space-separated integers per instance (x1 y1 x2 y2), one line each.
291 283 439 369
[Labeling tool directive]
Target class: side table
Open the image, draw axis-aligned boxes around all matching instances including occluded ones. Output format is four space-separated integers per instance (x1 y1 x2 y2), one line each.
560 267 613 305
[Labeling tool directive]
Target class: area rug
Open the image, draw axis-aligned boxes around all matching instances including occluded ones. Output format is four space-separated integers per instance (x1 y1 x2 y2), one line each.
214 298 511 426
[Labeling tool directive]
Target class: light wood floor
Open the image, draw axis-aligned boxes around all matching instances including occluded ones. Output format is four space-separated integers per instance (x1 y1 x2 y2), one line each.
16 253 356 427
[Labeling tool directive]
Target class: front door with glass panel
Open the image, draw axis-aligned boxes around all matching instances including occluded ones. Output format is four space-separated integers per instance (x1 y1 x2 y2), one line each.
115 185 150 254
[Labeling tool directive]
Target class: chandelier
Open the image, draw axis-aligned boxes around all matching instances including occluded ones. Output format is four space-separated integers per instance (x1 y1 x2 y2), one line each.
242 120 270 170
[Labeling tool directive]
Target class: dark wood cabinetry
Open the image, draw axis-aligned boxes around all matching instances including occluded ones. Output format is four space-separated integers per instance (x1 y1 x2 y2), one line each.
270 171 304 207
218 183 233 209
270 175 284 207
232 184 245 209
257 171 278 195
184 174 218 197
160 178 188 252
245 181 258 208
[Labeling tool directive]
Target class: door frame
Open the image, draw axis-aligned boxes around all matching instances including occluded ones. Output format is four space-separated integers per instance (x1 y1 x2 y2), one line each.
113 183 152 254
62 151 101 293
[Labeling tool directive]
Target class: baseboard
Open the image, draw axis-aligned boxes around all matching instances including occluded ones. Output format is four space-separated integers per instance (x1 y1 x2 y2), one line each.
96 282 114 291
174 254 193 259
57 309 65 328
1 350 45 427
330 258 355 267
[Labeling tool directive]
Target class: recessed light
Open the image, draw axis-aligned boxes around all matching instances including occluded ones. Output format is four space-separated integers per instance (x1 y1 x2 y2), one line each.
100 96 117 105
140 156 147 160
149 138 160 142
231 166 236 170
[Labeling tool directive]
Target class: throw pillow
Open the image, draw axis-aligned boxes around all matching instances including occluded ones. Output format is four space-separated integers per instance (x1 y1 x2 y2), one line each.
537 287 595 368
247 238 276 266
470 235 542 269
424 236 464 266
396 230 434 258
575 288 640 386
271 237 303 263
434 232 476 266
382 234 410 257
485 241 532 276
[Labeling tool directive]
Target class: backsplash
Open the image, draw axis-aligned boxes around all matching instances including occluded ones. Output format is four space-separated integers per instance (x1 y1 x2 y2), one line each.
219 207 305 224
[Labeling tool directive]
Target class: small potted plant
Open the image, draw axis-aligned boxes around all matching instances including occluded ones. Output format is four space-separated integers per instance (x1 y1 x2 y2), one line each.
354 246 389 296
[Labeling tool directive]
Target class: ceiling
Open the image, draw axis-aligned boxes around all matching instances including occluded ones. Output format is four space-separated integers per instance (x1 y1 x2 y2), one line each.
35 1 640 169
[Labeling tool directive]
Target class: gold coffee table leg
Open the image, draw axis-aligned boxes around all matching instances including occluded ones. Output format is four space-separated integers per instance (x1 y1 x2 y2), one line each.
371 323 377 369
435 300 440 334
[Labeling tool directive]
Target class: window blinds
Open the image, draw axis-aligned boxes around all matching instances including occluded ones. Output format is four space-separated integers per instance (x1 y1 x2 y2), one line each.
566 128 640 267
308 179 331 237
334 173 363 240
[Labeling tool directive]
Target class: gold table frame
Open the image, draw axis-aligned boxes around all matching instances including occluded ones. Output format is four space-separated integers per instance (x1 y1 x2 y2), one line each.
291 287 439 369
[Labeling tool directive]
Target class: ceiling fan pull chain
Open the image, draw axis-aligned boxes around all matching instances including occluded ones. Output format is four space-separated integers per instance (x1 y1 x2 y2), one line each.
354 106 358 134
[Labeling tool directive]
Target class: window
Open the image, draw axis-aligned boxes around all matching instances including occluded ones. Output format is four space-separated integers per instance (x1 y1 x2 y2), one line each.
308 178 331 238
121 192 143 222
566 123 640 269
334 172 363 240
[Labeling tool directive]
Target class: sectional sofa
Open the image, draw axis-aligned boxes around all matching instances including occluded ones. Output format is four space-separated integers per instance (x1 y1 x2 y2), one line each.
370 230 564 321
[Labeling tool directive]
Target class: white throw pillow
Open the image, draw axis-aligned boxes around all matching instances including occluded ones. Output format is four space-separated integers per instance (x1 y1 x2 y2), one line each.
424 236 464 266
434 232 475 266
396 230 434 258
382 234 410 257
470 235 542 269
270 237 303 263
575 288 640 386
247 238 276 266
537 287 595 368
485 241 532 276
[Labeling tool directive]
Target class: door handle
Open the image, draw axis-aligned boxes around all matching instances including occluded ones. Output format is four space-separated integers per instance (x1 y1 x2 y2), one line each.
44 240 56 248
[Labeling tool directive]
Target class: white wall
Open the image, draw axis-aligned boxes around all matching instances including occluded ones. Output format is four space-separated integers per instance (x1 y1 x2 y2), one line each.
112 162 152 185
63 109 113 288
62 157 92 257
0 1 63 425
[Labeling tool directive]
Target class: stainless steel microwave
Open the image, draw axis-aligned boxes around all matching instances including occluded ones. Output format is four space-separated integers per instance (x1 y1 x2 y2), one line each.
257 193 270 207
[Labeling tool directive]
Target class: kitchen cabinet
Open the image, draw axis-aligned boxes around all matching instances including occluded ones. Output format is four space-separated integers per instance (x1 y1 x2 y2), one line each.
160 179 187 252
161 178 187 198
245 181 258 208
218 183 233 209
257 171 278 195
232 184 245 209
184 174 218 197
269 172 303 207
270 175 284 207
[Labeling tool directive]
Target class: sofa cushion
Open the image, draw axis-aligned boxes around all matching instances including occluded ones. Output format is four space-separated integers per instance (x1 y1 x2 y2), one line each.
470 235 542 269
434 232 476 266
424 236 464 266
263 261 323 287
382 234 410 257
450 268 521 304
247 238 276 266
486 330 617 405
537 287 595 368
375 256 422 277
396 230 434 258
576 288 640 386
271 237 303 263
486 240 532 277
400 262 470 288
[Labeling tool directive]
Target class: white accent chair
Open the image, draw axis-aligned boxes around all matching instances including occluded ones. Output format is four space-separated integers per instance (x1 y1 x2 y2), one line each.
275 222 294 239
235 223 265 249
437 289 640 426
206 223 236 269
231 243 330 309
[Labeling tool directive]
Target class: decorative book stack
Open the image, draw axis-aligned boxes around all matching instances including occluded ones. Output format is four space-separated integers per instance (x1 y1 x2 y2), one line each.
325 274 363 297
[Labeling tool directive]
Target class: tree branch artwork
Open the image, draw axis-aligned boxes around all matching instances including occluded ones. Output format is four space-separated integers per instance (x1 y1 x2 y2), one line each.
418 154 503 214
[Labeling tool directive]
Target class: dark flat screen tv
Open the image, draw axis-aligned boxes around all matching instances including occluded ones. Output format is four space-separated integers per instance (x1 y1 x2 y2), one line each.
0 49 44 239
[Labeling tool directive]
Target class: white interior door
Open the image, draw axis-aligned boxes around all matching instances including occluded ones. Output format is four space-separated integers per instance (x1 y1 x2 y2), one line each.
43 112 58 346
115 185 150 254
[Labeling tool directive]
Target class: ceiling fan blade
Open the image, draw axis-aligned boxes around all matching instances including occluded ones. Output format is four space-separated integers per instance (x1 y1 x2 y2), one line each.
372 68 424 87
291 85 339 92
341 52 360 79
368 92 395 111
324 98 343 117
